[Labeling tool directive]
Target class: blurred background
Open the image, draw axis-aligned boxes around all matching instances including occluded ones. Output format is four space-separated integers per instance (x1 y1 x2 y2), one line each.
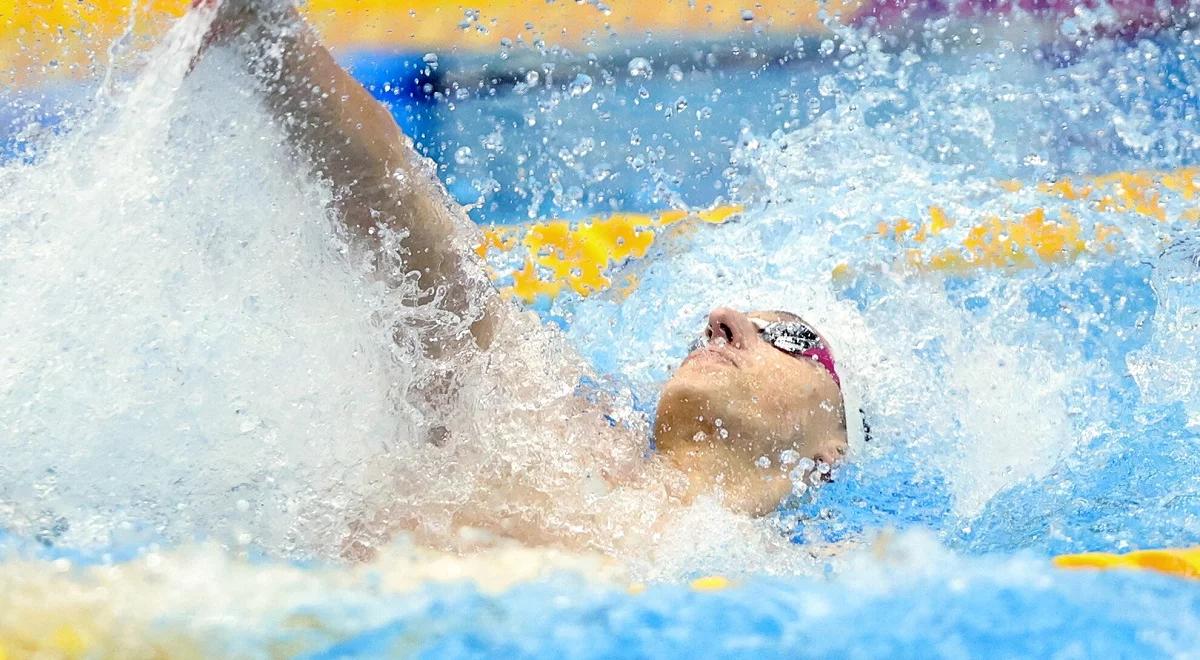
2 0 857 225
5 0 1188 226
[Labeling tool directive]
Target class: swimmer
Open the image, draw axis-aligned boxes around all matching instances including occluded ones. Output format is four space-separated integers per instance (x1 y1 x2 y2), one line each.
191 0 848 532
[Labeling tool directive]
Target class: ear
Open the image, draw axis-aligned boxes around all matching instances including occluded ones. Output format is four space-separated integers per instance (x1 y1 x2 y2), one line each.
812 434 849 465
802 393 849 465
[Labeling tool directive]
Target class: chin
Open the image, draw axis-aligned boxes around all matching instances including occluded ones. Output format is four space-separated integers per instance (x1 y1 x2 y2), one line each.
659 371 742 430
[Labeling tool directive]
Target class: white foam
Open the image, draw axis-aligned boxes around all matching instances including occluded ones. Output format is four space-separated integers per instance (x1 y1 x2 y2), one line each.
0 11 417 554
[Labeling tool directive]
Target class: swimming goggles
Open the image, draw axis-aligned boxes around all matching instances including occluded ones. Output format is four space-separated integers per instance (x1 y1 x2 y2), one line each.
690 317 841 388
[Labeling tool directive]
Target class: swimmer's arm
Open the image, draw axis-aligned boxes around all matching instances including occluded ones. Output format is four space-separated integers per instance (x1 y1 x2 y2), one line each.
197 1 499 350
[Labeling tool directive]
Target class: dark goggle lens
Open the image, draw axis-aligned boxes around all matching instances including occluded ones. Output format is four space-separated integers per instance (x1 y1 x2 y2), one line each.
758 321 822 355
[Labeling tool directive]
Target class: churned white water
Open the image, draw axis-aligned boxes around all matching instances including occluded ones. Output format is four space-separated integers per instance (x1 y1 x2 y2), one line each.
0 9 414 554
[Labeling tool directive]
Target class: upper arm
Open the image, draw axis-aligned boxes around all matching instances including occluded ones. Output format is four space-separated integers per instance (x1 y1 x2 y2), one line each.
207 6 501 350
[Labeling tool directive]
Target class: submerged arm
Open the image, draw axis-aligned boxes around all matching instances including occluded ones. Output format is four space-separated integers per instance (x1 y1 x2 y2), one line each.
196 0 499 352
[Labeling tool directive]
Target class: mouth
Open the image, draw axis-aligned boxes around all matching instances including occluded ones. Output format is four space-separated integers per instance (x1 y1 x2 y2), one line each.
682 345 738 368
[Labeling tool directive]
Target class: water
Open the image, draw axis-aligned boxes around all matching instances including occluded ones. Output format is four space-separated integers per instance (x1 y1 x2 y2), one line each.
3 4 1200 656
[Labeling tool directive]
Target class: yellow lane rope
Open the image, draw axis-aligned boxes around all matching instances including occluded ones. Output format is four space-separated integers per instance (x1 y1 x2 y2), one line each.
1 0 856 85
1054 547 1200 580
480 167 1200 303
476 205 741 303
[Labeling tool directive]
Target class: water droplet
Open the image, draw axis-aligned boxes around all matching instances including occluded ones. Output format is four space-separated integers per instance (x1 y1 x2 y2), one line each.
569 73 593 97
482 131 504 151
627 56 653 78
668 64 684 82
741 9 755 21
454 146 475 165
458 8 480 30
818 74 838 97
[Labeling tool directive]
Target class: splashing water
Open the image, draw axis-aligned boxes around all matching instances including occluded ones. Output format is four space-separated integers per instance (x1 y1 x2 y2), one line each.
0 7 829 578
559 26 1200 554
0 8 416 554
3 6 1200 647
1129 235 1200 428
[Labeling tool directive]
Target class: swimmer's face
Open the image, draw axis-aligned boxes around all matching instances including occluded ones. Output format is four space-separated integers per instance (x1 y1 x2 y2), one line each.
654 307 847 510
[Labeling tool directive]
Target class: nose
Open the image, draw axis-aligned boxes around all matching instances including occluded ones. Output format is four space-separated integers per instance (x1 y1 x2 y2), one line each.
706 307 755 349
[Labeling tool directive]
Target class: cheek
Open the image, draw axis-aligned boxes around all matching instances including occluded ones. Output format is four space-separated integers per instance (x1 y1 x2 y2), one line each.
739 360 812 421
729 364 787 410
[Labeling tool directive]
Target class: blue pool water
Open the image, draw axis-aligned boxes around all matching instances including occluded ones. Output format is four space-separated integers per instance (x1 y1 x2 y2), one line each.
3 7 1200 657
294 555 1200 658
